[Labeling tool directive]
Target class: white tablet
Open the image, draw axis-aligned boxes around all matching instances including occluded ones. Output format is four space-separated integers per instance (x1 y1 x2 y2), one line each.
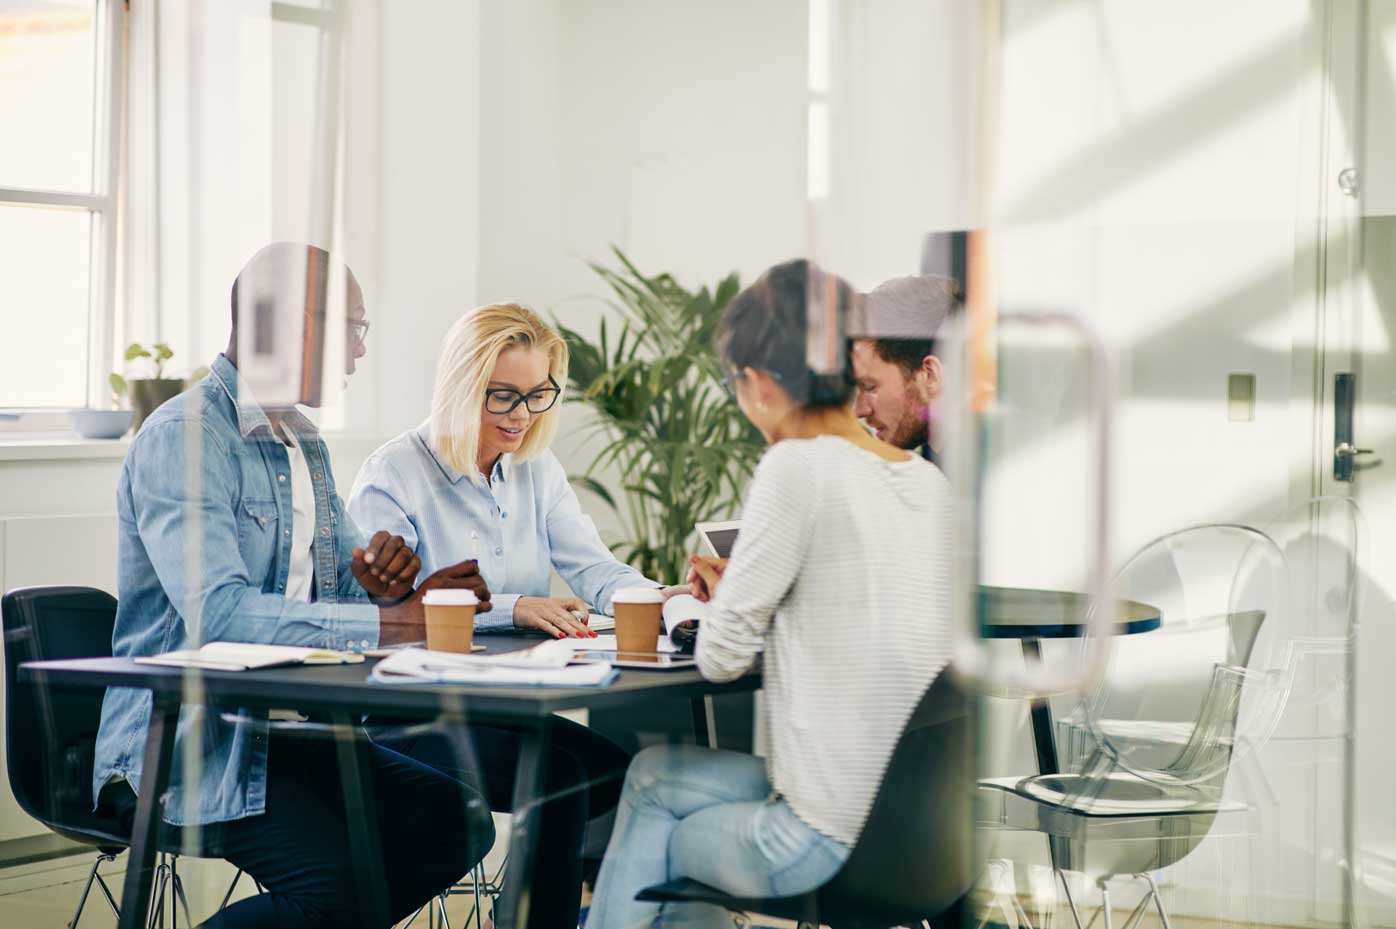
695 520 741 558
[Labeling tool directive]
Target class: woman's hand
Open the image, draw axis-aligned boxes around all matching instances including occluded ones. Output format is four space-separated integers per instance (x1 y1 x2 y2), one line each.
514 596 597 639
686 556 728 602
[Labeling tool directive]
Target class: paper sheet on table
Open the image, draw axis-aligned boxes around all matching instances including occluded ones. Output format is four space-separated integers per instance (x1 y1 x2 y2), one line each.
587 635 679 654
370 641 615 687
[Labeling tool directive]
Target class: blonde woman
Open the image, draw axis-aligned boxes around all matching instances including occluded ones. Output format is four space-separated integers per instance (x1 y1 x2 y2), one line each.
348 303 671 929
350 302 670 636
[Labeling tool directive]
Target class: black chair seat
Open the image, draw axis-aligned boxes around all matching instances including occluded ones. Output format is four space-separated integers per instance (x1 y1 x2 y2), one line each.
636 673 977 929
2 587 225 859
638 878 822 924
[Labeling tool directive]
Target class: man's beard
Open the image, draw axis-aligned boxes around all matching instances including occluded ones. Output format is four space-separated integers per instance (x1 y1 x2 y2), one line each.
886 411 929 452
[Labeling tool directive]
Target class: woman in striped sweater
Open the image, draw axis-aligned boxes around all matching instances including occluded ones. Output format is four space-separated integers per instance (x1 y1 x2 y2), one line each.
585 260 954 929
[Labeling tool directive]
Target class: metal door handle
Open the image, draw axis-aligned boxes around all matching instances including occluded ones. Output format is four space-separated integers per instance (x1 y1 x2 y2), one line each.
942 311 1115 696
1335 443 1373 458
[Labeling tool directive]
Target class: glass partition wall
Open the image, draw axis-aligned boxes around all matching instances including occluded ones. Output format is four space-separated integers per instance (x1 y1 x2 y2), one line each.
3 2 1393 929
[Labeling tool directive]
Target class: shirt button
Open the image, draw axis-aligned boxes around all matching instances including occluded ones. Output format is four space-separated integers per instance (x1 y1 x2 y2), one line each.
277 583 285 591
494 547 503 556
283 529 290 538
321 527 330 537
501 511 508 519
278 474 287 482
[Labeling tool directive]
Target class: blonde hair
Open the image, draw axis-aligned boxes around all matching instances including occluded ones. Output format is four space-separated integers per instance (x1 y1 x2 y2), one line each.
429 303 570 482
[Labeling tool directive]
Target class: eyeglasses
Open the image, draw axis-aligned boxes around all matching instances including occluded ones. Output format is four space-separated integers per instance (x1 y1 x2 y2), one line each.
484 375 562 415
349 319 370 343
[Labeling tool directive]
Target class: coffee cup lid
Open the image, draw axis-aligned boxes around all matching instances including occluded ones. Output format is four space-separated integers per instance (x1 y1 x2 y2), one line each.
422 589 478 606
612 587 664 604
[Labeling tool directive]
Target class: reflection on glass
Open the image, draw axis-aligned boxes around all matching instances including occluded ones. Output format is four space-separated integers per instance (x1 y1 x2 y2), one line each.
0 0 97 193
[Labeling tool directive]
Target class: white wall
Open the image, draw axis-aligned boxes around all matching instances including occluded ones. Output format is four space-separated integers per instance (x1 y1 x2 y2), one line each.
7 2 1395 925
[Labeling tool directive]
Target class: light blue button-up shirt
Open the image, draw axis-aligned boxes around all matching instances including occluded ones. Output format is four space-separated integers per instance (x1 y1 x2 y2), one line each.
347 424 656 628
93 354 381 825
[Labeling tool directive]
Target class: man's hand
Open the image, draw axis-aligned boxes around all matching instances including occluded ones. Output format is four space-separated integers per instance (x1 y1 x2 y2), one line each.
352 531 420 603
379 559 493 646
686 556 728 602
514 596 596 639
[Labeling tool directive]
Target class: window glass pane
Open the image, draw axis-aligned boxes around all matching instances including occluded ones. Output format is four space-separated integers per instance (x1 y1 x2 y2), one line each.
0 0 98 193
0 205 91 407
273 18 323 239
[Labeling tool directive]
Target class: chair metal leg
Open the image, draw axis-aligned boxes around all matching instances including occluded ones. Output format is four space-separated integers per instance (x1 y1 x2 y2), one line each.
218 869 244 912
436 892 453 929
1118 892 1151 929
147 859 169 929
170 862 194 929
1141 873 1173 929
95 869 123 921
69 854 104 929
1097 881 1113 929
472 862 483 929
1058 870 1086 929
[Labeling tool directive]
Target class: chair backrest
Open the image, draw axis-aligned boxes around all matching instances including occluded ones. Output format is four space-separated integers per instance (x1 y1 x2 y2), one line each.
1068 524 1287 791
2 586 119 835
814 671 976 927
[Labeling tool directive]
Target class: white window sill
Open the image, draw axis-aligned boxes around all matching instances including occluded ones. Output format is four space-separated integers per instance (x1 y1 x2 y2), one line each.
0 434 133 462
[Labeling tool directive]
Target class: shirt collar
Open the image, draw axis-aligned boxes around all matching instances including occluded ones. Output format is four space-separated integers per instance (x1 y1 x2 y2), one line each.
210 353 319 441
414 421 513 485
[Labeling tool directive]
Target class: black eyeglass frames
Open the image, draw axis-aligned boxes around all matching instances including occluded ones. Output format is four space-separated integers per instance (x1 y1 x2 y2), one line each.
484 375 562 415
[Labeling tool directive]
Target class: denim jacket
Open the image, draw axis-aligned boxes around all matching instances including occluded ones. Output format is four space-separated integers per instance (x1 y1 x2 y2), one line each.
92 354 381 826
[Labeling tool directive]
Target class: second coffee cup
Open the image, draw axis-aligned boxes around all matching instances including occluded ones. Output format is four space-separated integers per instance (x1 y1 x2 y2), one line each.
612 587 665 653
423 589 478 653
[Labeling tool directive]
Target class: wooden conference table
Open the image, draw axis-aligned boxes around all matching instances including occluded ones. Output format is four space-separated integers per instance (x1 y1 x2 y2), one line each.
18 587 1158 929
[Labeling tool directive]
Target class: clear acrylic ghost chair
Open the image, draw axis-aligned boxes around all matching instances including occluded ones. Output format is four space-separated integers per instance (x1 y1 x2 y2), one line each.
978 522 1290 929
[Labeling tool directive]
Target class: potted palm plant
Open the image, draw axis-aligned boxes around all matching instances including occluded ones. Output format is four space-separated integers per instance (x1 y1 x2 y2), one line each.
556 249 765 582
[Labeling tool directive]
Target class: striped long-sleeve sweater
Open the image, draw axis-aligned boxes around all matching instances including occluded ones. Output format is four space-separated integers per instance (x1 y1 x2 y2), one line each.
696 435 954 846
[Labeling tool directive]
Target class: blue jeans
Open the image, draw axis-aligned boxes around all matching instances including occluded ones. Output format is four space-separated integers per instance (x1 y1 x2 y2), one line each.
99 732 493 929
585 745 849 929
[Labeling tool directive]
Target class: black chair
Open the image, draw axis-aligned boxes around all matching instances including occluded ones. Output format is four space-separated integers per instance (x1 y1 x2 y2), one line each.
637 672 978 929
2 585 237 927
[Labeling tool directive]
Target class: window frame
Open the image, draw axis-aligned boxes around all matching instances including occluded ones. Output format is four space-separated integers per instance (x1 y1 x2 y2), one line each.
0 0 125 415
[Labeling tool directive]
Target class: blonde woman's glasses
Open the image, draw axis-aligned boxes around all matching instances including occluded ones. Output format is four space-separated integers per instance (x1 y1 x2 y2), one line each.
484 375 562 415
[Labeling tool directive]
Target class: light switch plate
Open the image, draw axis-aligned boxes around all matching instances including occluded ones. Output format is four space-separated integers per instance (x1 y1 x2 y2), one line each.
1228 373 1255 421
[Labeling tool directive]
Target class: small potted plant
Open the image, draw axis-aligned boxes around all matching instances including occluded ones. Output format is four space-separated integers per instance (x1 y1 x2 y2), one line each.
112 343 209 432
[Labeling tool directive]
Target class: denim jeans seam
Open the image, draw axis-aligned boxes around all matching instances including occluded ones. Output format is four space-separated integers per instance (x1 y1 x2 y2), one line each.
629 781 761 816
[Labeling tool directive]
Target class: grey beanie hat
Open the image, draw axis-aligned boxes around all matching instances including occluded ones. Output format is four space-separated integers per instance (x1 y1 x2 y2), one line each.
852 274 962 340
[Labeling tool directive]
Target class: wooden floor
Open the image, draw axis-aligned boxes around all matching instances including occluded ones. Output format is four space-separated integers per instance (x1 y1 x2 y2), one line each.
0 846 1333 929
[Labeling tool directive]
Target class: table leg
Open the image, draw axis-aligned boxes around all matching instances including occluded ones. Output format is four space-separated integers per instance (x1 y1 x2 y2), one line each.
117 696 179 929
331 712 391 929
1019 639 1060 776
690 695 716 749
496 719 552 929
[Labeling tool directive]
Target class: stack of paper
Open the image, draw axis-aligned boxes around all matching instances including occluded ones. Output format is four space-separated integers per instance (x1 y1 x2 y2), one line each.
370 641 615 688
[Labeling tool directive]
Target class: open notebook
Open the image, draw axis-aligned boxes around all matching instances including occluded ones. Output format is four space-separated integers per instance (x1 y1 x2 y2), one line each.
135 642 365 672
